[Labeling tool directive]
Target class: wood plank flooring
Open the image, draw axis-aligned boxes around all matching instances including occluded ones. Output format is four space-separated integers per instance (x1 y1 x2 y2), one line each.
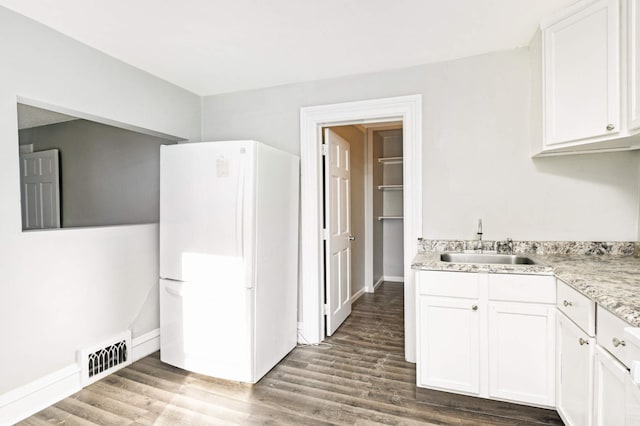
19 282 563 425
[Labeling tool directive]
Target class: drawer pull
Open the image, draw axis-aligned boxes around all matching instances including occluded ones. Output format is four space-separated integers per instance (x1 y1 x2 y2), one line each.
579 338 589 346
563 300 572 307
471 305 478 311
613 337 626 348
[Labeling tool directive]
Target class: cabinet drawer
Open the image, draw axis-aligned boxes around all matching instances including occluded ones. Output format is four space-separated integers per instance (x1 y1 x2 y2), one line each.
488 274 555 304
597 305 631 368
557 279 596 336
418 271 479 298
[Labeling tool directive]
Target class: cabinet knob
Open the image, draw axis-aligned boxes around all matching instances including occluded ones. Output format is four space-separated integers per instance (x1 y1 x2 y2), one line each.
471 305 478 311
579 338 589 346
613 337 626 347
563 300 572 307
348 235 355 241
607 124 615 131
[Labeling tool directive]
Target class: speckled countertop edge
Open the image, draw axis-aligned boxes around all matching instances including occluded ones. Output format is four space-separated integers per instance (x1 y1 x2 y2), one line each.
412 240 640 327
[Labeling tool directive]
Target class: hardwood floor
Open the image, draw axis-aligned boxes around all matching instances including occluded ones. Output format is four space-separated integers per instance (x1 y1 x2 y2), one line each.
19 282 563 425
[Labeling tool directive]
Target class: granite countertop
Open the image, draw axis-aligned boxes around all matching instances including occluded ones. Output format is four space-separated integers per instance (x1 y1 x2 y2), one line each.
541 254 640 327
412 243 640 327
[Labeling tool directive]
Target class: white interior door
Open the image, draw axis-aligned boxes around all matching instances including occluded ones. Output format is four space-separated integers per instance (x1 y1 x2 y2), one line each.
19 149 61 230
324 129 352 336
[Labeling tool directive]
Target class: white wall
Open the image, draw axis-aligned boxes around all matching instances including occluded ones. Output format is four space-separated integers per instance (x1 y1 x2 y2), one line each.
202 48 640 242
0 7 200 394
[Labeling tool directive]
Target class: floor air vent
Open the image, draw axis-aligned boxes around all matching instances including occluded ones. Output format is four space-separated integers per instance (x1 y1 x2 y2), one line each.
79 331 131 386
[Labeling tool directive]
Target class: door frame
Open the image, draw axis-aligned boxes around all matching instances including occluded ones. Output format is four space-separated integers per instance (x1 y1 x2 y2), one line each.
299 95 422 362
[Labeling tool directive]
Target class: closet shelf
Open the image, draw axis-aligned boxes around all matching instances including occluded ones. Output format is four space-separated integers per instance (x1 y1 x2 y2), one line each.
377 157 403 165
377 216 404 221
377 185 403 191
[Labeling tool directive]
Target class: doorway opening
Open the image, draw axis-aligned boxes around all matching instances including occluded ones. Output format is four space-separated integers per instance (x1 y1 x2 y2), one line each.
321 123 405 338
15 99 183 231
299 95 422 363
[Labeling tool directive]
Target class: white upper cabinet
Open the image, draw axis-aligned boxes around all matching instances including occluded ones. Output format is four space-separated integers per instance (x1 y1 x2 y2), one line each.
532 0 640 155
629 0 640 130
544 0 620 146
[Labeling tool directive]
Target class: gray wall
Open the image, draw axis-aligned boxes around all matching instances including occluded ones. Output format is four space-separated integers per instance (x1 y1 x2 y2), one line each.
20 120 172 228
372 131 384 284
380 130 404 278
201 48 640 242
0 6 200 395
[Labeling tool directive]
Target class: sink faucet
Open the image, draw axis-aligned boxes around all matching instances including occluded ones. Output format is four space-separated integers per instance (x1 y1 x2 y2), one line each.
506 238 514 254
475 219 483 252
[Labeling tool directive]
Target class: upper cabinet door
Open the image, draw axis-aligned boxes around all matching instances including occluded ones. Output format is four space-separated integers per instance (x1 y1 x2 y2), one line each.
629 0 640 130
543 0 620 146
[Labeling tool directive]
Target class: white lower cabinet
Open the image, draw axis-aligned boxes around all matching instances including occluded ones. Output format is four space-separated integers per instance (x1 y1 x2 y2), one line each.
593 345 627 426
488 302 556 406
418 296 480 395
416 271 556 407
556 310 595 426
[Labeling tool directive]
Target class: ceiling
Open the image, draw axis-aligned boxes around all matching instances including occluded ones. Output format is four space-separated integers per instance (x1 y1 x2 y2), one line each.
0 0 576 96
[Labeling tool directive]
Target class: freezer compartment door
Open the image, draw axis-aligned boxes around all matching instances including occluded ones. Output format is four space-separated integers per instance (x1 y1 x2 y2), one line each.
159 279 254 382
160 142 255 283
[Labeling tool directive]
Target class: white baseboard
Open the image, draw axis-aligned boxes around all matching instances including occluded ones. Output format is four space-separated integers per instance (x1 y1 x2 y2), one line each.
0 364 80 425
131 328 160 362
0 327 159 425
373 276 385 290
350 287 366 303
297 321 318 345
383 275 404 283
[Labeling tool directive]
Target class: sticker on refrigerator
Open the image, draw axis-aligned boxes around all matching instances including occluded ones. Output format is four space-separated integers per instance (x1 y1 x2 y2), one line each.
216 157 229 177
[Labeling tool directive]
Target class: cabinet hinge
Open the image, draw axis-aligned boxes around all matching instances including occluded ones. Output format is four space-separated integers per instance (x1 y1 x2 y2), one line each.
323 304 329 315
322 144 328 156
322 229 329 240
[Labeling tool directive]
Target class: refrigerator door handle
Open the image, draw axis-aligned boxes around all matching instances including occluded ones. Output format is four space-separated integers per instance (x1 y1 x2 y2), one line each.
236 151 246 260
164 285 184 297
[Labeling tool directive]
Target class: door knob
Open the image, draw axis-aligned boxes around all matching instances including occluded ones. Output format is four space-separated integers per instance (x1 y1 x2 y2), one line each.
348 235 355 241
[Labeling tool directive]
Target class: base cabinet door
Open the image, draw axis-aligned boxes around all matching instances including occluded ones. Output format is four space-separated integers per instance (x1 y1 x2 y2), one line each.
557 311 595 426
488 302 556 406
593 345 627 426
418 296 480 395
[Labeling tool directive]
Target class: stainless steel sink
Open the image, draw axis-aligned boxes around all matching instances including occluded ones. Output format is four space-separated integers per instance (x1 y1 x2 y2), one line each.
439 252 538 265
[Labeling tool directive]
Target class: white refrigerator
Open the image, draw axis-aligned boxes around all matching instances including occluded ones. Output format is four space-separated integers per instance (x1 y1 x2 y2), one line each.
159 140 299 383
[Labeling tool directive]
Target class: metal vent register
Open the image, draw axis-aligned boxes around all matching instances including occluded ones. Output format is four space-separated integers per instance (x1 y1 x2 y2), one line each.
87 340 128 378
80 331 131 385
